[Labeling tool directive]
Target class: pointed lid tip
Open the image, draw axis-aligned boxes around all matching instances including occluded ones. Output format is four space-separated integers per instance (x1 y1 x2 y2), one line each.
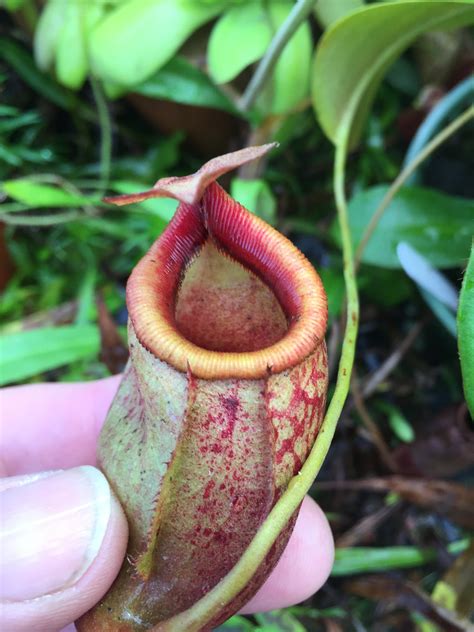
103 143 278 207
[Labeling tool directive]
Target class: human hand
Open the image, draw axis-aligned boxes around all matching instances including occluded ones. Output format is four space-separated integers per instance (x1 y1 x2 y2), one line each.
0 376 334 632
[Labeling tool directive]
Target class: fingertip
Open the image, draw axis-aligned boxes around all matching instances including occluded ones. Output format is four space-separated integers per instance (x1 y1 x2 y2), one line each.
240 496 334 614
0 467 128 632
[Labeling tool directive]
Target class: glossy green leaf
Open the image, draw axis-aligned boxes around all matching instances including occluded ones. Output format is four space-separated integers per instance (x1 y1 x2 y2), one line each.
230 178 277 225
1 180 101 208
332 539 470 575
54 1 87 88
134 56 240 115
208 1 271 84
212 1 311 114
314 0 364 28
34 0 69 72
312 0 474 147
55 3 105 89
89 0 225 86
458 241 474 417
0 325 100 386
343 185 474 268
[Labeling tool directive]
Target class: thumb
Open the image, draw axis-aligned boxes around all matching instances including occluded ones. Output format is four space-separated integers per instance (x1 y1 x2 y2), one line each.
0 466 128 632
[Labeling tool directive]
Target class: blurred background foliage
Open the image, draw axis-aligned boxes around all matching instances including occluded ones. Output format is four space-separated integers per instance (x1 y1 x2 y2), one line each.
0 0 473 630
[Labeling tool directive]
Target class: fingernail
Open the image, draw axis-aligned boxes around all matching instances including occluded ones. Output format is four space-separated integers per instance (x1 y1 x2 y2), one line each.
0 466 111 601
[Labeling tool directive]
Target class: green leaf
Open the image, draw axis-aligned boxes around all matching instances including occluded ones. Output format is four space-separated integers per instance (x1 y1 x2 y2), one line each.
1 180 101 208
376 401 415 442
332 539 470 575
230 178 277 225
312 0 474 147
89 0 225 86
389 413 414 443
255 610 307 632
55 0 88 89
215 616 256 631
134 56 240 115
55 2 104 89
0 145 21 168
359 267 412 307
342 185 474 269
458 241 474 417
34 0 69 72
0 325 100 385
209 1 311 114
3 0 28 11
0 110 40 133
208 1 272 84
75 266 97 325
319 267 346 321
314 0 364 29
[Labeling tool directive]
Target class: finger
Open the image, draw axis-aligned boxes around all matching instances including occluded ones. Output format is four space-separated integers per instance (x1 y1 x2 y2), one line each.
0 466 128 632
240 496 334 613
0 377 120 475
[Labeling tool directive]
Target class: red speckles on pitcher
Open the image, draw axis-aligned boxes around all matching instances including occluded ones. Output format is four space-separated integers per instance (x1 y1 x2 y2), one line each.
267 345 328 485
77 145 328 632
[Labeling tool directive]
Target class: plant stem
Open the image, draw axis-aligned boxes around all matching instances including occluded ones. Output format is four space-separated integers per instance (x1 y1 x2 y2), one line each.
355 105 474 269
90 76 112 197
1 210 82 226
239 0 317 112
155 136 359 632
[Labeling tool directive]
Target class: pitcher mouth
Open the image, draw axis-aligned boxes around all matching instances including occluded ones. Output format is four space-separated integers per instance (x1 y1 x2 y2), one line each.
127 182 327 379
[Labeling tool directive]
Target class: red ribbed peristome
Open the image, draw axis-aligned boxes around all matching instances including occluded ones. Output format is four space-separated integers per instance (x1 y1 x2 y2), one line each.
127 182 327 379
